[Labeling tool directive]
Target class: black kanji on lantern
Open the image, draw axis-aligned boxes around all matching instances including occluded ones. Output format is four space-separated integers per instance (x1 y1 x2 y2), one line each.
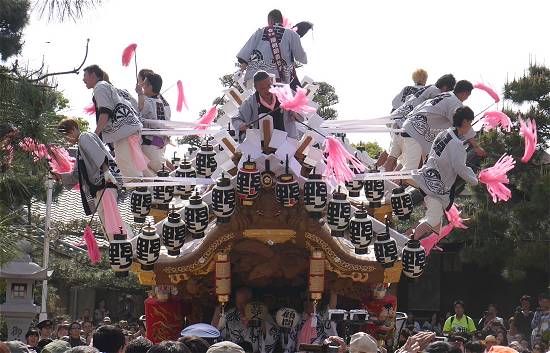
348 205 373 254
212 173 236 223
402 235 426 278
136 223 161 271
184 193 209 238
304 171 328 219
373 217 398 268
345 159 364 197
390 186 413 220
327 187 351 237
364 169 385 208
152 165 174 210
162 208 186 256
109 228 133 277
130 187 152 223
175 157 196 200
275 155 300 208
195 141 217 178
236 156 261 206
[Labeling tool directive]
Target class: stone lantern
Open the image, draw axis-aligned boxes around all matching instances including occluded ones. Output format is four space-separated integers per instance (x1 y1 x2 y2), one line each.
0 241 51 340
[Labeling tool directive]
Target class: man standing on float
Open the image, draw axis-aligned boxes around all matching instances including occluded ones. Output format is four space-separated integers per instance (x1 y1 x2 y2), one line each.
237 9 307 87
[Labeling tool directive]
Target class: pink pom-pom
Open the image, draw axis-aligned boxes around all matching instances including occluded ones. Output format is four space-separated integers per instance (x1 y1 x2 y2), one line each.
519 117 537 163
121 43 137 67
48 146 75 173
176 80 188 112
19 137 48 162
101 190 125 235
83 225 101 264
474 83 500 103
421 224 453 256
323 136 366 184
195 106 218 130
270 84 317 115
445 204 468 229
282 16 293 28
482 111 512 132
84 103 96 115
479 154 516 203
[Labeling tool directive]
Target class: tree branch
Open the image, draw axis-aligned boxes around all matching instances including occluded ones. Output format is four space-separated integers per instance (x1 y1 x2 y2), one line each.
29 38 90 82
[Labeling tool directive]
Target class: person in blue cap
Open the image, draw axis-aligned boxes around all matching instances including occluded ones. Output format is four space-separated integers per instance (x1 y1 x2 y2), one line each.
180 323 221 345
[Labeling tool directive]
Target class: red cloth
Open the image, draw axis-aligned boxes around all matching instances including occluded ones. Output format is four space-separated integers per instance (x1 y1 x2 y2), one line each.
145 297 183 343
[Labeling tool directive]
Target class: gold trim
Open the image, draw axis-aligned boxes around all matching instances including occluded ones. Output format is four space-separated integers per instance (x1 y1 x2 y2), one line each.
383 261 403 283
243 229 296 243
138 271 157 286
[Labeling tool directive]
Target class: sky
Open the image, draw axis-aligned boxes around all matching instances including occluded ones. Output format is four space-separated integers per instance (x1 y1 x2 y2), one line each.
16 0 550 149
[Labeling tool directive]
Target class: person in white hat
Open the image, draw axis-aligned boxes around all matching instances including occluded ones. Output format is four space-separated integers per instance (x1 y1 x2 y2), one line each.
349 332 378 353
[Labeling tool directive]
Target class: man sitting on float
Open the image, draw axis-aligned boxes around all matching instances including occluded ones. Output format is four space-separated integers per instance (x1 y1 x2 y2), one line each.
231 71 304 140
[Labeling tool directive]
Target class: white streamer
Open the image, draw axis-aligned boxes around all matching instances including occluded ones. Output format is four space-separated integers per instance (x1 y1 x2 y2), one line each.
141 128 221 136
357 170 416 180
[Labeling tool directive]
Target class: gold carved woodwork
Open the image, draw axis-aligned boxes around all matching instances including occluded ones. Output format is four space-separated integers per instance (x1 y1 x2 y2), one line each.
243 229 296 243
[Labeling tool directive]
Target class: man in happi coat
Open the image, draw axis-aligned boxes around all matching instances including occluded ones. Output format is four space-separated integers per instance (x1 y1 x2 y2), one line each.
53 118 123 241
83 65 146 178
400 80 485 171
409 107 479 238
391 69 429 112
231 71 304 140
212 288 280 353
237 9 307 87
136 72 171 176
382 74 456 171
283 292 338 353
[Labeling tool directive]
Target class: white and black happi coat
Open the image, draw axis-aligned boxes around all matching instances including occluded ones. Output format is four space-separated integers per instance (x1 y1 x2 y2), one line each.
411 128 478 209
402 92 475 155
93 81 142 143
238 25 307 84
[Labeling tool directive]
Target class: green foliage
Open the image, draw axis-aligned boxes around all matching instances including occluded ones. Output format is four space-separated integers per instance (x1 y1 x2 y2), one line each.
313 82 339 120
458 64 550 280
33 0 102 22
0 0 30 60
352 141 383 159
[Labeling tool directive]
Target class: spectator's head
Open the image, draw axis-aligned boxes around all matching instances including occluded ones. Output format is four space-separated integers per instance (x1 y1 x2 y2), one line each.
349 332 378 353
519 295 531 310
449 334 469 352
56 322 69 338
424 341 462 353
205 341 244 353
93 325 126 353
126 337 153 353
119 320 129 330
143 73 163 96
538 292 549 310
484 335 497 349
487 304 498 317
435 74 456 92
487 346 519 353
412 69 428 86
452 106 474 134
178 336 210 353
37 319 54 338
495 331 506 346
42 340 72 353
68 321 82 339
148 341 191 353
267 9 283 26
103 316 112 325
82 321 94 335
519 339 529 350
253 71 273 101
532 343 547 353
83 65 105 89
58 118 81 144
26 328 40 347
66 347 100 353
453 80 474 102
464 341 485 353
180 324 221 345
5 341 30 353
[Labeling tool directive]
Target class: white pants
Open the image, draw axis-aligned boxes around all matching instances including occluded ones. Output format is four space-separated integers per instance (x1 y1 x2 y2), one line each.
389 133 404 159
423 195 443 230
113 136 144 178
402 137 423 171
142 145 166 177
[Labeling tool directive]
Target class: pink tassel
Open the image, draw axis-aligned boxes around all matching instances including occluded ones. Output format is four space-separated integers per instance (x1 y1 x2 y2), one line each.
270 84 317 115
474 83 500 103
176 80 188 112
323 136 366 183
282 16 293 28
195 106 218 130
127 135 150 172
101 190 125 235
48 146 76 173
479 154 516 203
121 43 137 67
519 117 537 163
421 224 453 256
445 204 468 229
84 103 96 115
83 225 101 264
19 137 48 162
482 111 512 132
